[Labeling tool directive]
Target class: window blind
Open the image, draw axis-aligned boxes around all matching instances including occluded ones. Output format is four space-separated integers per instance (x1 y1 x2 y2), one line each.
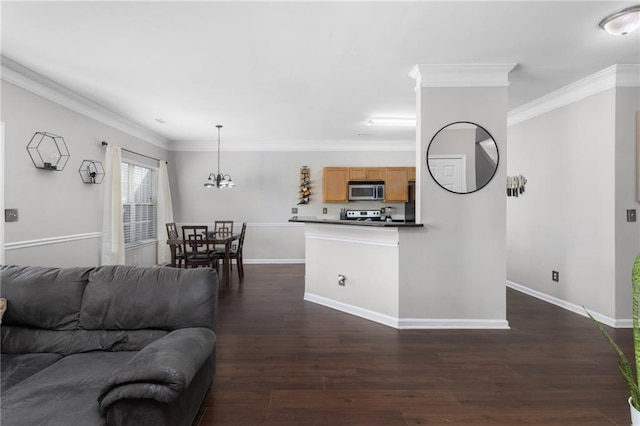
121 162 157 245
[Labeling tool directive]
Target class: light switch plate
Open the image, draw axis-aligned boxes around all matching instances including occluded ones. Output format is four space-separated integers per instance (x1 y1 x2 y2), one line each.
5 209 18 222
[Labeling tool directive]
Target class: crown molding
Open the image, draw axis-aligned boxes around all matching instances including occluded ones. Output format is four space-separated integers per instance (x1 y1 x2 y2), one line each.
409 63 517 88
170 139 416 152
0 55 170 149
508 64 640 126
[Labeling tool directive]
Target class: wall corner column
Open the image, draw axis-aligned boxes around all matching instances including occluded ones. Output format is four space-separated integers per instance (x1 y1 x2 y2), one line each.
399 63 516 327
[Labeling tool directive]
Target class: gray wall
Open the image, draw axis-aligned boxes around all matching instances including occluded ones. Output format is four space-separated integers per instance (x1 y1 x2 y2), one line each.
400 86 508 323
2 81 168 267
507 87 639 320
2 80 415 266
168 150 414 262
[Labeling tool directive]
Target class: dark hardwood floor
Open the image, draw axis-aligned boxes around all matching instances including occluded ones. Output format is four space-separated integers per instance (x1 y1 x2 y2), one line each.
194 264 633 425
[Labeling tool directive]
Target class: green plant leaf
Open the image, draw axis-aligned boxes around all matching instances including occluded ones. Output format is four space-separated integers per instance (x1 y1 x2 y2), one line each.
584 253 640 412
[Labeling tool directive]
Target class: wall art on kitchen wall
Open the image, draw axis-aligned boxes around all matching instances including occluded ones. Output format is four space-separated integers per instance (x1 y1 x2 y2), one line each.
26 132 70 171
507 175 527 197
298 166 311 204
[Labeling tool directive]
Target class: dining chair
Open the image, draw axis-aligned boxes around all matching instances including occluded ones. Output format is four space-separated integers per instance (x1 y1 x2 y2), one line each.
165 222 185 268
214 220 234 237
181 225 219 270
229 222 247 280
214 220 234 252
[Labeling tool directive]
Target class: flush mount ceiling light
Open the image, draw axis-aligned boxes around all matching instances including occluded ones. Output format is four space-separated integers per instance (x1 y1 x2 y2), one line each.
367 117 416 127
204 125 235 188
599 5 640 35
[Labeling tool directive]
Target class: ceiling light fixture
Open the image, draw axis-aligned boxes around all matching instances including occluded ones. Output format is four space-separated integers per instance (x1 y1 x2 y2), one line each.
599 5 640 35
204 125 235 188
367 117 416 127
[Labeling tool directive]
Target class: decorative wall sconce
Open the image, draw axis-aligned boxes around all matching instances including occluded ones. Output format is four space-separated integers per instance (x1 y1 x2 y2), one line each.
27 132 70 171
298 166 311 204
79 160 105 184
507 175 527 197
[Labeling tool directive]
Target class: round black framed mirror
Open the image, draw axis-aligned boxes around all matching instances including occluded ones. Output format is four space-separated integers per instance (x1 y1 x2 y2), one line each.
426 121 499 194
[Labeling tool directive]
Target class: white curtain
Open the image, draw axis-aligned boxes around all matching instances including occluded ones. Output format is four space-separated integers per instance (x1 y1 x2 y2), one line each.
101 145 125 265
156 160 174 265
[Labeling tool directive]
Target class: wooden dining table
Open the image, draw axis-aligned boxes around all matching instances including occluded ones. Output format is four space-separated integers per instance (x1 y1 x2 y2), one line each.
167 231 240 287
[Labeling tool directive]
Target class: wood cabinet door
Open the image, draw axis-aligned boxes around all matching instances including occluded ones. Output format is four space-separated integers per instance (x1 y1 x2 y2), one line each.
366 168 384 180
384 168 409 202
323 167 349 202
349 168 367 180
349 167 384 181
408 167 416 181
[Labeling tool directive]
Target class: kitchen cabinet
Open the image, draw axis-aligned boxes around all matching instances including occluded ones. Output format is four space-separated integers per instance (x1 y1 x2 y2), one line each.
323 167 349 202
323 166 414 203
384 168 409 202
349 167 384 181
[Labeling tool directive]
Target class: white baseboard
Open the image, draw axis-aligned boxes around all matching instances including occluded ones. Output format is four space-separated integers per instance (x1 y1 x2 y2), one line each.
304 292 399 328
506 280 631 328
304 292 510 330
244 258 305 264
397 318 510 329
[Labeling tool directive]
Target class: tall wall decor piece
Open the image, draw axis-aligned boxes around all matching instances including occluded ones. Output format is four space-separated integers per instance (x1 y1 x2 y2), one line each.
507 175 527 197
26 132 70 171
79 160 105 184
298 166 311 204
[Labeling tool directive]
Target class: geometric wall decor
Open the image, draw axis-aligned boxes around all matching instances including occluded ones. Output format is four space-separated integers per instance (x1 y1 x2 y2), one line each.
78 160 105 184
26 132 70 171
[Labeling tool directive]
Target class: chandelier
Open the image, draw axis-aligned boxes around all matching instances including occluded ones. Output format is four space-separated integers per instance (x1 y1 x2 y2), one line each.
204 125 235 188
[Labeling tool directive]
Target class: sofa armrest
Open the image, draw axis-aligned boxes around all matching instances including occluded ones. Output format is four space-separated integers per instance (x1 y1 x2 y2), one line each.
98 327 215 412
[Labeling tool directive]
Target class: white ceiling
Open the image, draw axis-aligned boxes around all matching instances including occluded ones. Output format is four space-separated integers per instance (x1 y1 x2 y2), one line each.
1 1 639 149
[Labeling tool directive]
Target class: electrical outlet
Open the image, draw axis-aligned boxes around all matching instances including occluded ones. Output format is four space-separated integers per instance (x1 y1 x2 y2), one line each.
628 209 637 222
323 208 328 214
338 275 346 286
552 270 559 282
4 209 18 223
291 207 298 214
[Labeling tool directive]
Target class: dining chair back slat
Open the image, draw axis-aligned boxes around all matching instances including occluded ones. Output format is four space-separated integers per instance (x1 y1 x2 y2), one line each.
214 220 234 238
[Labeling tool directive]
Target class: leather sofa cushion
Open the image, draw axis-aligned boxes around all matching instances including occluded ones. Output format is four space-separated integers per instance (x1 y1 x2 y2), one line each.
1 353 63 393
1 327 170 355
79 266 217 331
0 265 91 330
1 351 136 426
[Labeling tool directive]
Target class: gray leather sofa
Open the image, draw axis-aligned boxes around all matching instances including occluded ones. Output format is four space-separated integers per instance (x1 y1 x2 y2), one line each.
0 264 218 426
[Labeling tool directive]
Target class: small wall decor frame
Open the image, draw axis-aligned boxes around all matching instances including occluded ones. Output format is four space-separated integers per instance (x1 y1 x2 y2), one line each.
26 132 70 171
298 166 311 204
79 160 105 184
507 175 527 197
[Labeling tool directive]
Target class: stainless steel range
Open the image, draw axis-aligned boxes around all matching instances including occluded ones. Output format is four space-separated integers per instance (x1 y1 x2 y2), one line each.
345 209 382 221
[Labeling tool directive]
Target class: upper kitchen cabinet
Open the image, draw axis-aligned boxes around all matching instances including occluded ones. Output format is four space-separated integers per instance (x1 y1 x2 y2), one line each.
408 167 416 181
323 167 349 202
349 167 384 181
384 168 409 202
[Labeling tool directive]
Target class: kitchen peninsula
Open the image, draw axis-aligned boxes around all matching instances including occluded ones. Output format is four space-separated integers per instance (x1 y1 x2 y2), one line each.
290 216 424 328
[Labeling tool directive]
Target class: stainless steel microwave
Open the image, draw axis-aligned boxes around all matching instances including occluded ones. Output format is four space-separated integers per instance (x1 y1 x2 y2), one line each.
348 183 384 201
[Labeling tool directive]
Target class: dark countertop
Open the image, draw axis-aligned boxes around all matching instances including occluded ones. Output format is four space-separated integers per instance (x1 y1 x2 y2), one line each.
289 216 424 228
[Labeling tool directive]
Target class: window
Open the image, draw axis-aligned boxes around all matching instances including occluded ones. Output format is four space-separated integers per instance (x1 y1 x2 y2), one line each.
121 161 157 245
